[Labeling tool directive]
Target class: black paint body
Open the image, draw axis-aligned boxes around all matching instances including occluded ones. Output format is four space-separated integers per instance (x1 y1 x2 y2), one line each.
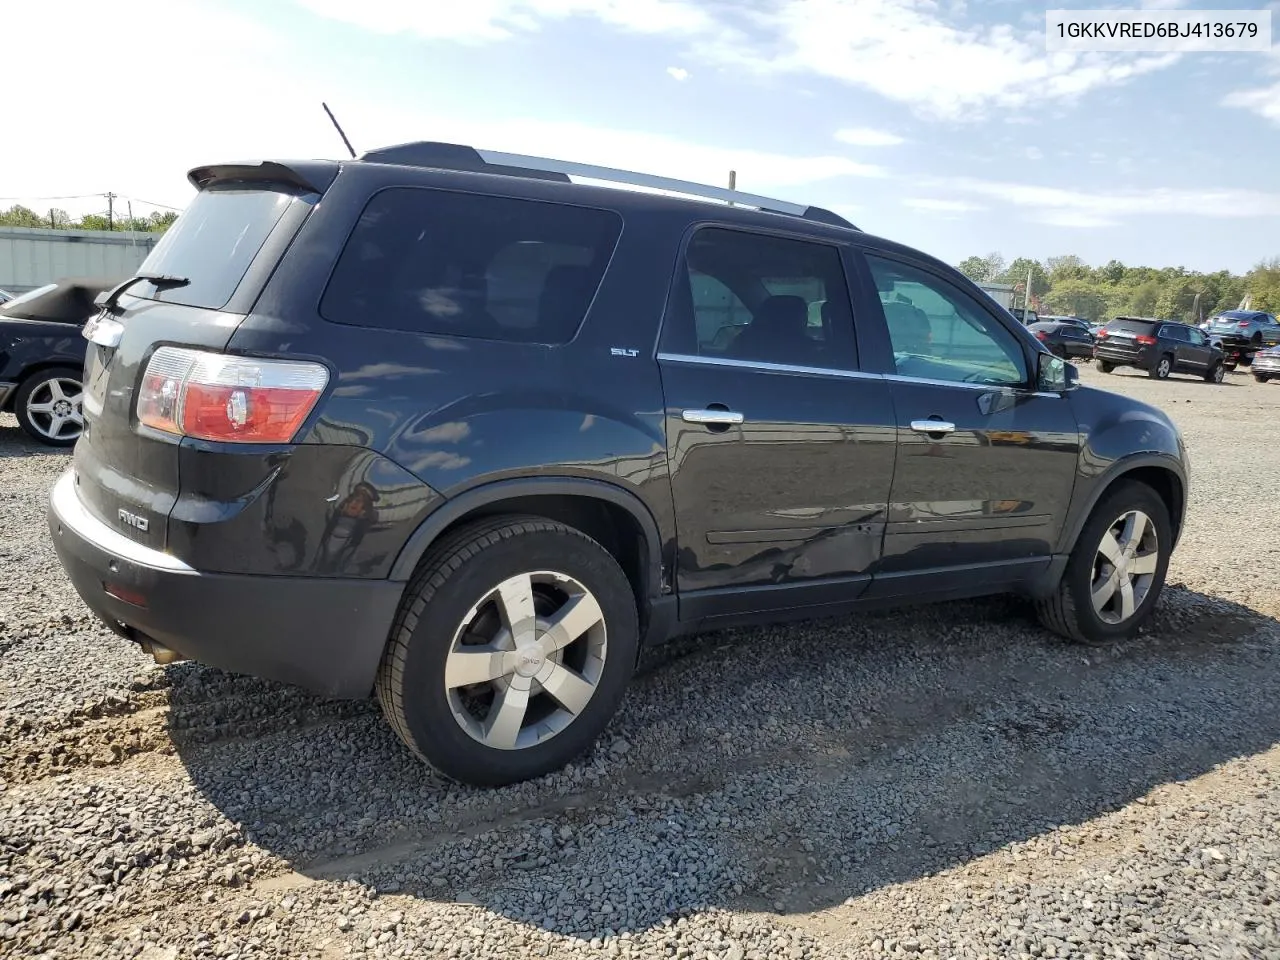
48 156 1189 698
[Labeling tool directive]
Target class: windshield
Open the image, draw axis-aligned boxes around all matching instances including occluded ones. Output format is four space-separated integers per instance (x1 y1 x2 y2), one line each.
130 185 299 310
1107 318 1157 334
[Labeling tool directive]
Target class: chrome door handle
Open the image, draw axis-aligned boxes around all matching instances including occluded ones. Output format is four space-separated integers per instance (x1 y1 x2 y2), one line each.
910 419 956 435
682 408 744 425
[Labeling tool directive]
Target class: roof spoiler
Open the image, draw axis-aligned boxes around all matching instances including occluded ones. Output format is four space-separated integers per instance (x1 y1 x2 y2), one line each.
186 160 340 195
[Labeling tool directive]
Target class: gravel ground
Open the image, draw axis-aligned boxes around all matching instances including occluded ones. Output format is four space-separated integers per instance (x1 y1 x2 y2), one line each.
2 363 1279 960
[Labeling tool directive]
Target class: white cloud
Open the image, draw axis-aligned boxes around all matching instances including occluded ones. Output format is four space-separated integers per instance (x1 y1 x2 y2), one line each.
1224 81 1280 123
667 66 690 81
936 176 1280 222
292 0 1186 120
293 0 712 43
834 127 905 147
903 198 984 214
1033 211 1119 229
1023 146 1044 161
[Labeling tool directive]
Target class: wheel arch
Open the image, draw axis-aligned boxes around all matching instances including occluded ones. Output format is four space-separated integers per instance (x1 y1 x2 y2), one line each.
388 476 669 627
1062 455 1187 556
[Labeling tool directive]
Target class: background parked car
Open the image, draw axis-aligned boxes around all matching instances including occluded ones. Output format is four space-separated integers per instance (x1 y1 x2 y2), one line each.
0 278 115 445
1206 309 1280 349
1027 319 1096 360
1251 344 1280 383
0 289 15 305
1040 314 1092 331
1094 316 1225 382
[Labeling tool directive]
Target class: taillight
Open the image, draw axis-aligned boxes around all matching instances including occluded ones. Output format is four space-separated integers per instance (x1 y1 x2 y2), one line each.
1134 335 1157 345
1238 321 1250 328
1034 331 1047 340
1096 329 1108 338
137 347 328 443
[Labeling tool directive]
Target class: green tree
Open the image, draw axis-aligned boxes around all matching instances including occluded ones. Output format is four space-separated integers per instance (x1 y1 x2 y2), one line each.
1044 278 1107 321
1247 258 1280 313
998 257 1050 301
0 205 50 228
957 256 989 282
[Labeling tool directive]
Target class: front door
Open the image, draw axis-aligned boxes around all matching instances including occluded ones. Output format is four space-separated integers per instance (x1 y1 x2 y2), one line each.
657 227 897 620
857 253 1081 599
1178 325 1214 370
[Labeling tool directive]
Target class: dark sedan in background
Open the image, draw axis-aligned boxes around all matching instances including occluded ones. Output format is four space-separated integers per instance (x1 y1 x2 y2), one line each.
1027 320 1096 360
0 278 114 445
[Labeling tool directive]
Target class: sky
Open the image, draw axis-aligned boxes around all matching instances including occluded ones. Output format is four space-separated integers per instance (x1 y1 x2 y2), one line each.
3 0 1279 273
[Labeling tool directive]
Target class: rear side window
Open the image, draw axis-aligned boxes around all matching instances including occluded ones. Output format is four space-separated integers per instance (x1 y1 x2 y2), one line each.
1107 318 1157 335
133 186 297 310
321 188 622 344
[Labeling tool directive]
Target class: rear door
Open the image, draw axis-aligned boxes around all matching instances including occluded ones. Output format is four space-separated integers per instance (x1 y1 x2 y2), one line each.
657 226 897 620
76 182 317 551
856 252 1080 598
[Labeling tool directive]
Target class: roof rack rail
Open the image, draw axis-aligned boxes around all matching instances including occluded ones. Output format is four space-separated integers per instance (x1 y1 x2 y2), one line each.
358 141 859 231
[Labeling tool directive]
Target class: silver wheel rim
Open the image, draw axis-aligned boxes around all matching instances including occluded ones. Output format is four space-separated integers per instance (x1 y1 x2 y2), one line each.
444 571 607 751
25 376 84 441
1214 365 1224 382
1091 509 1159 625
1157 359 1171 378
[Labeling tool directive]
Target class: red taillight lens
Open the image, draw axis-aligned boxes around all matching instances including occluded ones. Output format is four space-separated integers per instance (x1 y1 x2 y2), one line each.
137 347 328 443
1096 329 1108 338
1035 331 1047 340
1134 335 1157 345
1239 321 1250 327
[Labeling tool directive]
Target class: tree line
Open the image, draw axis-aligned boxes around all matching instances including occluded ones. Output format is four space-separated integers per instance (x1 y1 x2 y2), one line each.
956 252 1280 322
0 204 178 234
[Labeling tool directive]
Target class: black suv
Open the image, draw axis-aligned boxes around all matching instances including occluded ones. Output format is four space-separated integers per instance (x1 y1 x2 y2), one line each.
1094 316 1225 382
48 143 1189 786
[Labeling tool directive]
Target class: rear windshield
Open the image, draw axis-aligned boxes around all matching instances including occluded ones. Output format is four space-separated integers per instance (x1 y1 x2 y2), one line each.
1106 318 1157 333
320 187 623 344
130 186 297 310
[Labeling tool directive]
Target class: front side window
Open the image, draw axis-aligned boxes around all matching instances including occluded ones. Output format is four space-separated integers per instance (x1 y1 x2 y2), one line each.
662 228 857 370
865 256 1027 386
321 188 622 344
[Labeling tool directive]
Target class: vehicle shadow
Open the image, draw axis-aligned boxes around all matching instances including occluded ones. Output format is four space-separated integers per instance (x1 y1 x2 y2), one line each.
1099 369 1241 387
170 586 1280 939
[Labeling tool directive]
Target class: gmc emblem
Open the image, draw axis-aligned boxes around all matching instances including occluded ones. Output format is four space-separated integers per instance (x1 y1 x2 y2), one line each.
117 509 150 532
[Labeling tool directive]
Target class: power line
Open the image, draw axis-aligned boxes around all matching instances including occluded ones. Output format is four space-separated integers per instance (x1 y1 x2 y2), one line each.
0 194 105 202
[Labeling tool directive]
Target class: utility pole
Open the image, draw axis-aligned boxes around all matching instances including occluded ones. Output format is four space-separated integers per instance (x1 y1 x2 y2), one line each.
727 170 736 207
105 192 117 231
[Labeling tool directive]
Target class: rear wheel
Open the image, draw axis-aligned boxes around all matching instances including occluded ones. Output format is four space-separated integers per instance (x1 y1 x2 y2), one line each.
376 517 638 786
1204 362 1225 384
1255 373 1271 384
14 366 84 447
1097 361 1114 374
1036 481 1171 646
1149 355 1173 380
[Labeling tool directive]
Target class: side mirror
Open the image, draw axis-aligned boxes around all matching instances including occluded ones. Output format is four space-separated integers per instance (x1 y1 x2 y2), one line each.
1036 352 1077 392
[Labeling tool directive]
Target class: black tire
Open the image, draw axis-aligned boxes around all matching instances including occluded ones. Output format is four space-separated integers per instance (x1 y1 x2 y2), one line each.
1036 481 1171 646
1204 361 1225 384
1224 362 1237 371
1148 354 1173 380
375 516 638 787
1255 373 1271 384
1097 361 1114 374
13 366 83 447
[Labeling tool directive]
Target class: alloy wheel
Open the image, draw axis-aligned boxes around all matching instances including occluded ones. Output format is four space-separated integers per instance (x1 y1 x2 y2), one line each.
1090 509 1159 625
444 571 607 750
1156 358 1171 379
25 376 84 442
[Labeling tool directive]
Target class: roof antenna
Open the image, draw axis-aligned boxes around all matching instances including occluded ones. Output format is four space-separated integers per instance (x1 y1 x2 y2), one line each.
322 102 357 159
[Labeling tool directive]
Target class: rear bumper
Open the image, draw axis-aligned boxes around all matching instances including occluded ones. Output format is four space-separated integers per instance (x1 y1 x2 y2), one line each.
1252 356 1280 374
1094 345 1151 367
47 470 403 699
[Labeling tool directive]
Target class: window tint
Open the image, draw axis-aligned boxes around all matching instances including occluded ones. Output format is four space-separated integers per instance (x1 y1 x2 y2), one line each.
663 228 856 369
133 186 297 310
1108 318 1158 335
865 256 1027 386
321 188 622 343
1187 328 1208 346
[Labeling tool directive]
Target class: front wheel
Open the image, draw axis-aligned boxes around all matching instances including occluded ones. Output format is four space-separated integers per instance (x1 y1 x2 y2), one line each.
1097 361 1114 374
1256 373 1271 384
1149 355 1173 380
375 517 639 786
1036 481 1171 646
1204 362 1225 384
14 366 84 446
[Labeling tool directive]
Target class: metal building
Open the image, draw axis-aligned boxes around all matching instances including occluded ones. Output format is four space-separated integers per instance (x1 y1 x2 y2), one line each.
0 227 158 294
